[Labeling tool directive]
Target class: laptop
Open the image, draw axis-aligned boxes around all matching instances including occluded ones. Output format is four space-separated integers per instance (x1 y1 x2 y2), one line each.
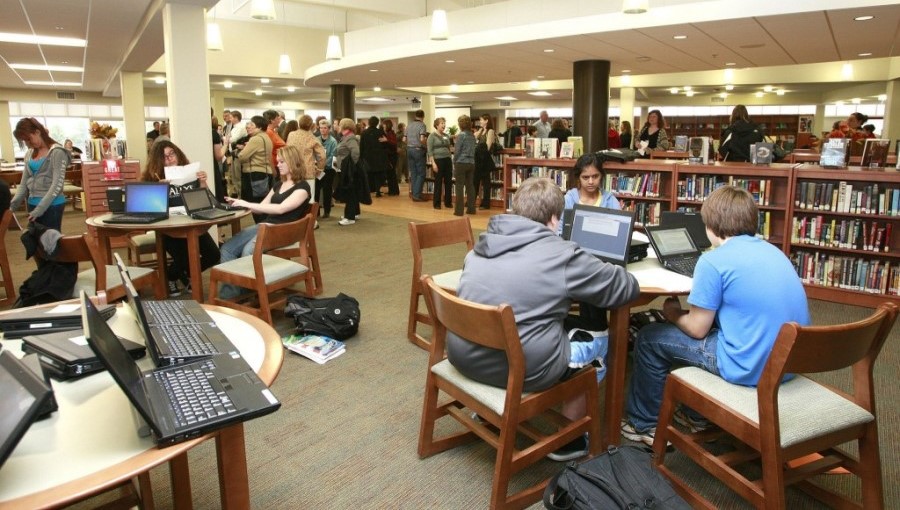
644 225 703 277
0 302 116 339
181 188 235 220
80 293 281 446
564 204 636 267
0 350 53 467
115 254 229 367
21 328 146 380
104 182 170 224
660 211 712 250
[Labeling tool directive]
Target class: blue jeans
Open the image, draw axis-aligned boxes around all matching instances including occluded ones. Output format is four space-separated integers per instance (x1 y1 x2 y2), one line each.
625 323 719 431
217 224 260 299
27 203 65 232
408 148 426 199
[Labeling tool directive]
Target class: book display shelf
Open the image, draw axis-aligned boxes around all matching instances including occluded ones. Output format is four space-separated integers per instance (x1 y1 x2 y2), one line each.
602 160 678 227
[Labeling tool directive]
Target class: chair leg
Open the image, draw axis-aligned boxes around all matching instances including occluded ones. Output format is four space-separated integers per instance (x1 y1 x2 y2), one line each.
417 373 441 458
258 286 272 324
858 422 885 509
408 284 422 346
489 424 518 510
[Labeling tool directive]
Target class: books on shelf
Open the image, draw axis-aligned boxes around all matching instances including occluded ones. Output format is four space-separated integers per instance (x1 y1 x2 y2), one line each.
861 139 890 168
282 334 346 364
605 172 663 198
795 180 900 216
676 175 770 205
791 249 897 295
791 215 892 252
820 138 849 168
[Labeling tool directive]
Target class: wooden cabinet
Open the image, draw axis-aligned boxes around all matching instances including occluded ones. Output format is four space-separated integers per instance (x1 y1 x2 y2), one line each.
602 160 678 227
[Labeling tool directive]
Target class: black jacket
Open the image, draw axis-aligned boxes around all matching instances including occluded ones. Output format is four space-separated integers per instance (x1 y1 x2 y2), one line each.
359 126 389 175
719 119 764 162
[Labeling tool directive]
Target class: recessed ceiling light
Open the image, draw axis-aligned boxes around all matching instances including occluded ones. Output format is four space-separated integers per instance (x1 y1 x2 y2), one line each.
852 97 861 104
495 96 517 101
223 81 233 89
755 91 764 98
621 74 632 85
673 35 687 40
529 80 539 89
435 94 458 99
260 78 270 84
60 60 68 64
369 69 379 72
685 90 695 97
374 85 382 91
636 56 651 62
683 86 692 91
725 84 734 91
467 81 474 84
286 86 296 92
333 78 341 82
537 75 545 79
854 15 874 21
543 49 554 53
54 25 64 30
621 69 631 73
0 33 86 47
445 60 455 63
719 92 728 99
763 85 774 92
669 87 679 94
858 52 872 57
24 81 81 86
449 83 458 92
878 94 887 102
776 89 785 96
725 62 736 66
254 89 262 96
528 91 552 96
154 77 166 84
10 63 83 72
362 97 393 102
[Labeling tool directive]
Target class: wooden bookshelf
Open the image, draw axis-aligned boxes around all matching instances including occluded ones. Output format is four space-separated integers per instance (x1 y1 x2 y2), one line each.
503 157 577 209
602 160 678 227
668 114 800 141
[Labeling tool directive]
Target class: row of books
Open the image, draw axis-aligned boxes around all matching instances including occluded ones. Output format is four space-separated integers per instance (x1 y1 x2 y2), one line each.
521 136 584 159
282 334 346 364
676 175 773 205
508 167 569 189
791 250 898 295
621 200 662 226
791 216 892 252
605 172 665 198
795 180 899 216
757 211 772 240
423 181 504 200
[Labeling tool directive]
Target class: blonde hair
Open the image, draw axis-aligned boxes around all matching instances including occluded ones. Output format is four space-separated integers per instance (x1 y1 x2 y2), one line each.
512 177 564 225
276 144 305 182
338 118 355 132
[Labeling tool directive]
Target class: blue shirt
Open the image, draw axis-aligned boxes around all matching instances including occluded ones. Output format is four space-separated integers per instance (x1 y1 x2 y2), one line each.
454 131 476 164
688 235 810 386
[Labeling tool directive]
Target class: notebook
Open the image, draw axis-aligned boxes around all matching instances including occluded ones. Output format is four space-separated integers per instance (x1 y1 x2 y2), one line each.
115 254 229 367
660 211 712 250
104 182 170 224
644 225 703 277
564 204 636 267
80 293 281 446
0 302 116 339
21 328 146 380
0 350 53 467
181 188 236 220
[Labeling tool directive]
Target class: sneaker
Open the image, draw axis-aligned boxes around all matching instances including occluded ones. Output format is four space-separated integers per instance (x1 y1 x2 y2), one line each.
338 218 356 226
673 408 710 433
179 277 192 295
620 420 658 447
547 434 589 462
166 280 181 297
315 220 320 230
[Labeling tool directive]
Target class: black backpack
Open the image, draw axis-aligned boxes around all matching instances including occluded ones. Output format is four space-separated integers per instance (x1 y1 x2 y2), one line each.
284 293 361 340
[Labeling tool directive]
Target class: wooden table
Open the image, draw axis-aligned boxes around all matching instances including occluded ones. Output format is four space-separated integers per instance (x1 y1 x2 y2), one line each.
0 302 284 509
86 210 250 302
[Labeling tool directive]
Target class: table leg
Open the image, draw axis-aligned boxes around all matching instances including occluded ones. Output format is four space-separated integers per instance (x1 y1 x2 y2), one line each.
169 453 193 509
604 305 632 447
186 230 204 302
154 233 167 299
216 424 250 510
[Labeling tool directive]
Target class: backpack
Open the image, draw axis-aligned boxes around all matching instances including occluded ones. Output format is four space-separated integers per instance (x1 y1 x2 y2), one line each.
543 444 690 510
284 293 361 340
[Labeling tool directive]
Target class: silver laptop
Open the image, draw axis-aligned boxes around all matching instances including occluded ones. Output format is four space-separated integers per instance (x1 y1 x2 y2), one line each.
181 188 235 220
564 204 636 267
644 225 703 277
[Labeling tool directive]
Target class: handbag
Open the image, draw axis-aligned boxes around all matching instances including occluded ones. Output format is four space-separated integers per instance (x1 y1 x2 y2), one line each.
249 172 271 198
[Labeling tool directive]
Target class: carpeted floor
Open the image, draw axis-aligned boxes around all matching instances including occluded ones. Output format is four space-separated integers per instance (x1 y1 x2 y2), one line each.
3 207 899 509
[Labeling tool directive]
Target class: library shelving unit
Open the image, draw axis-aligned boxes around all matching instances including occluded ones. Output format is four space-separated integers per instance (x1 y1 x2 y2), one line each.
667 114 800 141
503 157 577 208
788 164 900 307
602 160 678 227
423 158 505 208
673 161 794 249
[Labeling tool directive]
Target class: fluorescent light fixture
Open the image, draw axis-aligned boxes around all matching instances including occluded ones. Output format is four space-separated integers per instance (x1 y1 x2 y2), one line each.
286 86 296 92
851 97 861 105
683 86 692 92
528 91 552 97
449 84 458 92
250 0 276 20
719 92 728 99
854 15 874 21
723 68 734 82
24 81 81 86
621 69 631 73
621 74 632 85
755 91 764 98
260 77 270 84
325 34 343 60
278 54 292 75
878 94 887 102
224 81 233 89
543 49 554 53
725 62 736 66
725 84 734 91
254 89 263 96
362 97 393 103
373 86 382 92
206 22 223 51
842 63 853 80
622 0 648 14
430 9 449 40
9 63 83 72
495 96 517 101
673 35 687 40
445 60 455 63
776 89 785 96
529 80 539 89
669 87 679 94
154 76 166 84
763 85 774 92
0 32 86 47
858 52 872 57
685 90 695 97
435 94 458 99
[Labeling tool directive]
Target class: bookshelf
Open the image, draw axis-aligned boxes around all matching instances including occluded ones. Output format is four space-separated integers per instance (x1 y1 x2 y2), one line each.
602 160 678 227
423 156 505 208
503 157 577 209
667 114 800 141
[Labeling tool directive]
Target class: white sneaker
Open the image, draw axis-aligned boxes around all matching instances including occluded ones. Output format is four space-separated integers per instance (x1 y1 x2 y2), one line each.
338 218 356 226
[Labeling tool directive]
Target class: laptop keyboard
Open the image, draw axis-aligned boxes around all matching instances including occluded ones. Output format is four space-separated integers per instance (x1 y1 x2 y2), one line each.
666 257 697 276
160 324 220 357
154 360 237 427
107 214 162 224
145 301 197 325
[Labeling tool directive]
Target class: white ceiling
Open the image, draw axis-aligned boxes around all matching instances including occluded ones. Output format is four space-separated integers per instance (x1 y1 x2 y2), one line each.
1 0 899 107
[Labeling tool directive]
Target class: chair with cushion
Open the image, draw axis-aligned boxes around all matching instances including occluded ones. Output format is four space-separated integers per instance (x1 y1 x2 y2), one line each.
653 302 898 510
126 231 157 267
418 275 602 510
270 203 323 295
407 217 474 350
208 216 313 325
0 209 16 307
53 234 160 302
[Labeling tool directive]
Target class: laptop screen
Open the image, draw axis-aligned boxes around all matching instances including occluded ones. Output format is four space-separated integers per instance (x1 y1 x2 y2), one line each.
125 183 169 214
648 227 698 257
0 351 51 466
113 255 155 345
181 188 213 213
568 205 635 265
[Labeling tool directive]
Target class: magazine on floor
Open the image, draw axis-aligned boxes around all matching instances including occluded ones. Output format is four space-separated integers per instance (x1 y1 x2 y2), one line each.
282 334 346 364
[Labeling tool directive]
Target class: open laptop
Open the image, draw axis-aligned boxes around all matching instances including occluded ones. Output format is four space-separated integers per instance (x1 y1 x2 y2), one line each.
21 328 146 380
644 225 703 277
0 350 53 467
564 204 636 267
181 188 235 220
660 211 712 250
104 182 170 224
0 302 115 339
80 293 281 446
114 254 229 367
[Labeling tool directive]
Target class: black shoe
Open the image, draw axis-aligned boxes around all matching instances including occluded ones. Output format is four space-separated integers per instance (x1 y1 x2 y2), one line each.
167 280 181 297
444 203 452 208
433 205 441 209
375 192 382 197
547 434 589 462
466 209 476 215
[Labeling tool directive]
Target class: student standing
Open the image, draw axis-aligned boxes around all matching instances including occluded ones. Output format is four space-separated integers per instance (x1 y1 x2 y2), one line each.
453 115 477 216
427 117 453 210
10 117 70 231
718 104 763 162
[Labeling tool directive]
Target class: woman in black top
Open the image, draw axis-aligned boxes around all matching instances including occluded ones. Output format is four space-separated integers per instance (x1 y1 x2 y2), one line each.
718 104 763 162
636 109 670 155
619 121 633 150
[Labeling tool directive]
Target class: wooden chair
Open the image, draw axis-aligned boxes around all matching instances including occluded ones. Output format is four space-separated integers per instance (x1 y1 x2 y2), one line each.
0 210 16 307
270 203 323 295
63 169 83 211
208 216 313 325
407 217 474 350
53 234 159 302
418 275 602 510
126 231 158 267
653 302 898 510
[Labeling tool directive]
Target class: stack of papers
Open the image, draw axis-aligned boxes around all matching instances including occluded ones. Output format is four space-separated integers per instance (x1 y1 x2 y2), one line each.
282 334 345 364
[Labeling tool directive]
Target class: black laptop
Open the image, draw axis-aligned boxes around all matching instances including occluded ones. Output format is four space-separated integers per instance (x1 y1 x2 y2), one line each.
0 302 116 339
181 188 235 220
564 204 636 267
81 293 281 446
644 225 703 277
0 350 53 467
660 211 711 250
21 328 146 380
104 182 170 224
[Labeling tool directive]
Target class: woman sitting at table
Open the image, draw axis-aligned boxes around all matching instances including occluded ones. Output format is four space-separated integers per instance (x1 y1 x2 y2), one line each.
217 145 311 299
142 140 221 297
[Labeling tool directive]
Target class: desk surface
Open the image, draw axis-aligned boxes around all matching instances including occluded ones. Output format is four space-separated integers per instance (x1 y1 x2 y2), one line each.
0 303 283 508
85 209 250 232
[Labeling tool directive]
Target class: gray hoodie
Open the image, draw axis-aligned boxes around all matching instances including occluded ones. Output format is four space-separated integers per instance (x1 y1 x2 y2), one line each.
448 214 639 392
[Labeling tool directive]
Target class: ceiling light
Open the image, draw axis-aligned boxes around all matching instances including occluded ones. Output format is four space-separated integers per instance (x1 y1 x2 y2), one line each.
286 86 296 92
878 94 887 102
763 85 774 92
621 75 632 85
725 84 734 91
278 54 292 75
842 63 853 80
725 62 736 66
24 81 81 87
254 89 263 96
683 86 692 92
325 34 343 60
0 32 86 47
528 91 552 96
543 49 554 53
621 69 631 73
449 84 458 92
495 96 517 101
719 92 728 99
9 63 83 72
537 75 545 79
669 87 679 94
435 94 458 99
776 89 785 96
362 97 393 103
529 80 539 89
467 81 474 84
685 90 695 97
858 52 872 57
854 15 874 21
430 9 449 40
154 76 166 84
836 100 844 106
250 0 276 20
373 85 382 92
755 91 764 98
445 60 455 63
852 97 861 104
723 68 734 82
673 35 687 40
369 69 378 73
206 22 223 51
260 78 270 84
622 0 649 14
224 81 233 89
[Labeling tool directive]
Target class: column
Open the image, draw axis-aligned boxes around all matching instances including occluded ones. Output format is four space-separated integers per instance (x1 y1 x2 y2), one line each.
814 104 826 139
619 87 635 149
573 60 610 152
330 84 355 122
211 92 226 125
120 71 147 168
883 79 900 140
0 101 13 160
420 94 435 127
162 2 214 193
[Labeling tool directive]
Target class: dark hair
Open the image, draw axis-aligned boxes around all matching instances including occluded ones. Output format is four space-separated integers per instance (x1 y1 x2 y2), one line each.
863 124 876 133
263 110 278 122
730 105 750 124
414 109 425 119
850 112 869 125
570 153 606 186
144 140 189 182
282 120 299 139
382 118 393 130
643 109 666 132
231 110 243 121
250 115 268 130
480 114 493 131
14 117 57 147
298 114 314 131
368 116 380 128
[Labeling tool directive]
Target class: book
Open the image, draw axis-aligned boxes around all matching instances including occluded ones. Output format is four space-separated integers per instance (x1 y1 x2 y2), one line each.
861 138 890 168
559 142 574 159
673 135 689 152
752 142 774 165
567 136 584 157
820 138 849 168
282 334 346 364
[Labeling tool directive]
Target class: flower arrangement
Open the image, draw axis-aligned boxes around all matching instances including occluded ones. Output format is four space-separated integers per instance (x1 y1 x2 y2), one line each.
89 122 118 139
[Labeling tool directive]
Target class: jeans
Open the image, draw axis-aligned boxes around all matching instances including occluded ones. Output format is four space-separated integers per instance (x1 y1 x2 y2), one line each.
432 157 453 207
625 323 719 431
408 148 426 199
27 203 65 232
217 224 260 299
